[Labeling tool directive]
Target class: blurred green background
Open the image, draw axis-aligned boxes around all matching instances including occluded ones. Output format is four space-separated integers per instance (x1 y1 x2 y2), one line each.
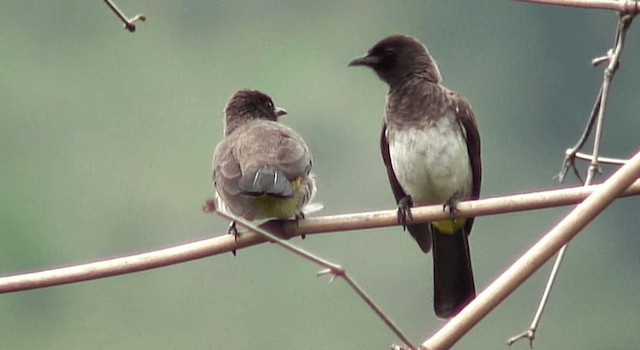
2 1 639 349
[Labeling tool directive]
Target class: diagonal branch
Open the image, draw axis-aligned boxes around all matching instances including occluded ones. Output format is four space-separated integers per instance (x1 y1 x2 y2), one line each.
423 149 640 350
513 12 636 347
218 210 418 350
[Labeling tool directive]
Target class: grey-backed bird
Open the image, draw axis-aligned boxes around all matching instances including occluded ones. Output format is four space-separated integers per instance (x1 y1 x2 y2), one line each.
212 90 318 232
349 35 481 318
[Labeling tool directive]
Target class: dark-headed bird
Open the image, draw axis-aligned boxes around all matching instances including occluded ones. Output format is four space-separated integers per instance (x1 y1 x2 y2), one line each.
349 35 481 318
212 90 319 235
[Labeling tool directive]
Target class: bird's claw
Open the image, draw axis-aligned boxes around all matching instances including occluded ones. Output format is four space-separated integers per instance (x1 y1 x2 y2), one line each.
227 221 239 256
295 212 306 239
443 193 461 218
397 196 414 230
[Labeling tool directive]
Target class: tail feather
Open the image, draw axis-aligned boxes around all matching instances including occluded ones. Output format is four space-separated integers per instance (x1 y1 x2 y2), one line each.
406 224 432 253
432 226 475 319
238 167 293 198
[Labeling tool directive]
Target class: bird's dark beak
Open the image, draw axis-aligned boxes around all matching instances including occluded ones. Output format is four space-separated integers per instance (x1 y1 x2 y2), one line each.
274 107 287 117
348 54 380 67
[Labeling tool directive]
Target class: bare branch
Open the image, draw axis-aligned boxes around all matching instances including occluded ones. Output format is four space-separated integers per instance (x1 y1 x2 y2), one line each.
1 180 639 294
587 14 634 180
574 151 628 165
103 0 146 32
221 211 418 350
423 150 640 350
557 86 601 183
288 179 640 237
513 0 640 13
517 13 636 346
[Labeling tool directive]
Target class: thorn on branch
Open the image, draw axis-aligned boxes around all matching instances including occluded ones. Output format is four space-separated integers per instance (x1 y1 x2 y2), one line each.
202 198 217 213
124 14 147 32
316 266 346 284
507 328 535 348
556 149 583 184
592 50 612 66
103 0 146 32
588 163 603 178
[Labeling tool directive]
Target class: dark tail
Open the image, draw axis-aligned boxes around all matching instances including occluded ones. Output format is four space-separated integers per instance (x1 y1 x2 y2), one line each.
431 226 475 319
238 166 293 198
407 224 432 253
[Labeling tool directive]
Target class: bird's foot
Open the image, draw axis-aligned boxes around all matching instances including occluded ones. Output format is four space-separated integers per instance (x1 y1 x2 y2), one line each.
397 195 414 230
295 211 306 239
227 220 239 256
443 193 462 218
443 193 463 230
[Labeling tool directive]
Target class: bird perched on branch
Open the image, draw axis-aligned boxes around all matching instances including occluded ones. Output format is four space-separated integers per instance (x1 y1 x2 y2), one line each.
349 34 481 318
212 90 319 235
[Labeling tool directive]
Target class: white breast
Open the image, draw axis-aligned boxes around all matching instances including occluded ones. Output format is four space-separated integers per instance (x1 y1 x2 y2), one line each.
388 113 472 204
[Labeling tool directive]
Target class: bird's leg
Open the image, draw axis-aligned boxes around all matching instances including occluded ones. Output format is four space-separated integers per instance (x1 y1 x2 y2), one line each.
397 195 414 230
443 192 461 226
295 211 306 239
227 220 239 256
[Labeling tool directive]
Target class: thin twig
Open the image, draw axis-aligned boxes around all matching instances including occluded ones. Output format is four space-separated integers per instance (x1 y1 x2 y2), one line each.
424 150 640 350
215 210 342 272
1 181 639 294
513 0 640 13
103 0 146 32
588 14 634 182
511 13 636 346
506 244 568 347
574 151 628 165
557 86 601 183
216 210 418 350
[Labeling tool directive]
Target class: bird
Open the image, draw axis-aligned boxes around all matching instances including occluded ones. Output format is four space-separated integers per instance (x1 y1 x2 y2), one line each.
212 89 318 237
349 34 481 318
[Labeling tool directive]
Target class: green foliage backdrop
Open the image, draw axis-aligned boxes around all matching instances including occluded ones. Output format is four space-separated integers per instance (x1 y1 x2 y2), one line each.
1 1 639 349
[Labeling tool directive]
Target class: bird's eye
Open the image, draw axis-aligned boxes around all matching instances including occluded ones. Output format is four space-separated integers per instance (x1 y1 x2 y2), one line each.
383 47 396 56
266 101 275 112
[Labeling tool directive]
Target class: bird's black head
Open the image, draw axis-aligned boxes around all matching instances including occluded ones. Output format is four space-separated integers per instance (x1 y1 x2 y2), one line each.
223 89 287 135
349 34 441 87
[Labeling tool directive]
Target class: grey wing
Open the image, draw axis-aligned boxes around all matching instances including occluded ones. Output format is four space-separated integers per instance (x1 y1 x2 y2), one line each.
275 133 313 178
212 137 259 220
212 140 236 190
272 127 316 210
234 122 312 179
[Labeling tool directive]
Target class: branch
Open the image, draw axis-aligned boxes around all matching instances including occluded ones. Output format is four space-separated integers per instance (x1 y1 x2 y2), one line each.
516 12 636 346
514 0 640 13
585 14 634 183
103 0 146 32
558 14 634 182
573 151 628 166
219 210 418 350
1 180 640 294
423 149 640 350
